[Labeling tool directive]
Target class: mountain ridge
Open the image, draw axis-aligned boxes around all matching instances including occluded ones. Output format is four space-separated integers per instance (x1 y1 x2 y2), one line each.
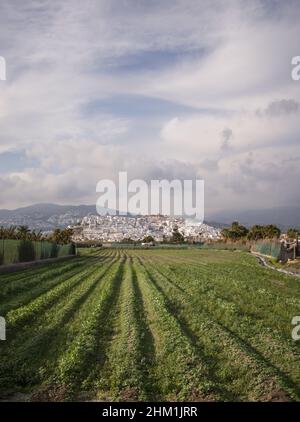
0 203 299 231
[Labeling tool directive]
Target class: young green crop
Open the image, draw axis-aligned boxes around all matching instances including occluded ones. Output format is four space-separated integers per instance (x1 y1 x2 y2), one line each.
1 248 300 402
52 258 125 397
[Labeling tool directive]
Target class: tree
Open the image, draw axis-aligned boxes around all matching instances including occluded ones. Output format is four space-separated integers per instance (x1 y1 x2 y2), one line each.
264 225 281 239
221 228 230 239
30 230 44 241
49 228 74 244
287 228 299 240
5 226 17 239
17 225 31 240
247 225 265 241
142 235 154 243
122 237 135 244
171 228 185 243
221 222 248 241
247 224 281 240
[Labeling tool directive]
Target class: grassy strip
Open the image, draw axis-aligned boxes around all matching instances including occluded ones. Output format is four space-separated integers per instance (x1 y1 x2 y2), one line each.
143 254 300 400
140 256 274 400
5 255 108 328
0 248 108 284
148 252 300 341
0 248 110 292
138 256 241 401
0 257 86 287
0 258 117 394
90 258 154 401
50 257 126 398
133 257 220 401
0 260 91 315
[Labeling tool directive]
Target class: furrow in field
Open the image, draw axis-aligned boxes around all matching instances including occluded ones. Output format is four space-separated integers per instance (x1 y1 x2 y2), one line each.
0 259 94 315
137 256 239 401
142 255 299 401
147 253 300 349
88 257 155 401
46 256 126 399
150 251 300 307
0 257 118 395
0 258 86 290
154 256 300 393
5 255 111 328
0 262 118 396
132 257 221 401
0 248 109 286
0 249 111 298
139 256 269 400
0 256 86 283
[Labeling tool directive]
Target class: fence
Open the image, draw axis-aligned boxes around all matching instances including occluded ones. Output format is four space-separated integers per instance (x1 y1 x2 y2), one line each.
0 239 75 266
251 240 282 259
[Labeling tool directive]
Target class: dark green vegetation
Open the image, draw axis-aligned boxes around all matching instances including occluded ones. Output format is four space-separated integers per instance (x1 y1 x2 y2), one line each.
0 249 300 401
0 239 75 265
221 221 281 241
0 225 74 244
0 225 75 265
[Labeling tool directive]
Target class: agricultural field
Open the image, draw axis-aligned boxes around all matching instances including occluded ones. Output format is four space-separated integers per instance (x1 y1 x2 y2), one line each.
0 248 300 402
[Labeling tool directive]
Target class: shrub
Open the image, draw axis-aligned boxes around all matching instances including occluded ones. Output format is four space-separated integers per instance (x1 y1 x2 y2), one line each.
18 240 35 262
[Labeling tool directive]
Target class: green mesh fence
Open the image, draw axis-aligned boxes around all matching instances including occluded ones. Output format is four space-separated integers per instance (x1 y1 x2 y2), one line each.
199 242 250 251
0 239 75 265
252 240 281 258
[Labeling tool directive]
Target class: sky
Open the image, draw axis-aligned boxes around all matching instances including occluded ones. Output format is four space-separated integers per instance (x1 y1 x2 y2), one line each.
0 0 300 214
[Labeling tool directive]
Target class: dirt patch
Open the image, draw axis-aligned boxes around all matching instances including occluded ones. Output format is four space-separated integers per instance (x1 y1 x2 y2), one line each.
189 389 216 402
30 384 69 402
119 387 140 401
262 389 291 402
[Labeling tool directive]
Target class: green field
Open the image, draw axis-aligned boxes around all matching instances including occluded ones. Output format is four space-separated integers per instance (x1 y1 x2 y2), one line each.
0 248 300 402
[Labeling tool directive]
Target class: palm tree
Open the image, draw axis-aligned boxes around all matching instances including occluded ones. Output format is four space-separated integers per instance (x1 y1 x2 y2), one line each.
30 230 43 241
17 225 31 240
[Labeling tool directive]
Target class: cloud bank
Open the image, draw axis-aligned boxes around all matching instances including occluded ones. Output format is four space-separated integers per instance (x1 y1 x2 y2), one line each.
0 0 300 213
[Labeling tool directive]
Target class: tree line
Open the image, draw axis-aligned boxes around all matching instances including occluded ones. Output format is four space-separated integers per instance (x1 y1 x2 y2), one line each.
221 222 299 241
0 226 74 244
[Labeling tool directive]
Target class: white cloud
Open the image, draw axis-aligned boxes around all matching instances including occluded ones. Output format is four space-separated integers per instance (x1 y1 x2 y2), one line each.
0 0 300 211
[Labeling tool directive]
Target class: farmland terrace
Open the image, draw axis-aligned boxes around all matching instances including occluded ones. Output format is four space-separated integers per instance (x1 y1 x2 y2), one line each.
0 248 300 402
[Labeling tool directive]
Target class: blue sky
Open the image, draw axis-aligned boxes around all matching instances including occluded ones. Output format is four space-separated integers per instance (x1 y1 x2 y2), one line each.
0 0 300 211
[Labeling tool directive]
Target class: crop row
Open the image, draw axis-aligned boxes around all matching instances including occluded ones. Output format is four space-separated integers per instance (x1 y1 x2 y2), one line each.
132 257 220 401
51 258 126 397
88 259 154 401
0 255 118 392
141 254 300 400
5 254 112 328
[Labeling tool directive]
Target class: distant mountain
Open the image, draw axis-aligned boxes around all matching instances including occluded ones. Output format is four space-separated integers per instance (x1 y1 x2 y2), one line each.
0 203 110 231
208 206 300 231
1 203 298 232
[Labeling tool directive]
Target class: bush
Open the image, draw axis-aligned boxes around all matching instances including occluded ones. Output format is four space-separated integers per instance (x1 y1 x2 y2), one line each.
18 240 36 262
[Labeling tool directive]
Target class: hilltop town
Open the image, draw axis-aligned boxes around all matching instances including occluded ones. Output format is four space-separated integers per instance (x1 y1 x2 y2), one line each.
70 214 221 243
